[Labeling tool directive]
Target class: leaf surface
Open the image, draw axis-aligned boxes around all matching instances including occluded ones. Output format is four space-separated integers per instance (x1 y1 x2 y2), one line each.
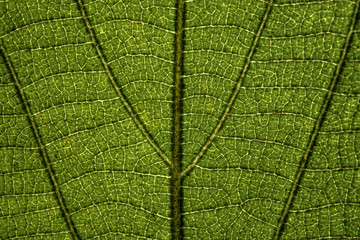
0 0 360 239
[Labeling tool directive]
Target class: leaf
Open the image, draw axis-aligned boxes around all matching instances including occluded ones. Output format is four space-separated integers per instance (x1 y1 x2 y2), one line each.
0 0 360 239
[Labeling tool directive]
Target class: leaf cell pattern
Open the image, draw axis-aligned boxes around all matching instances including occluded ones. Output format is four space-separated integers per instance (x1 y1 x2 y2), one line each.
0 0 360 239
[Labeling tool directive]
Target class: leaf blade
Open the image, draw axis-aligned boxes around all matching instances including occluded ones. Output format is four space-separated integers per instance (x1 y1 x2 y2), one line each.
1 0 359 239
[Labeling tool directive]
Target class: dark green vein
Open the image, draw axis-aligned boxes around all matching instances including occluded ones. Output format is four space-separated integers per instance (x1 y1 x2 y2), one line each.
0 38 80 240
180 0 274 177
171 0 185 239
74 0 171 166
273 1 360 239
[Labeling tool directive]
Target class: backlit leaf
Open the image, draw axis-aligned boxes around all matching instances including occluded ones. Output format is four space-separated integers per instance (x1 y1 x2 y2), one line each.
1 0 360 239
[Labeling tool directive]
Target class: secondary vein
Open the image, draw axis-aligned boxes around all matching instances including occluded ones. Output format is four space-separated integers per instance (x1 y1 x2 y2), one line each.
171 0 185 239
180 0 274 177
272 1 360 239
75 0 171 166
0 38 81 240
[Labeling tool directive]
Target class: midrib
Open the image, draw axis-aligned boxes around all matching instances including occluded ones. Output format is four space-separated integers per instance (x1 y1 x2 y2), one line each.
171 0 185 239
170 0 275 238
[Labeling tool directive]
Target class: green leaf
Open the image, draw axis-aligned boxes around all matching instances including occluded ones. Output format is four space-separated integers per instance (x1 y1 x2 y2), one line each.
1 0 360 239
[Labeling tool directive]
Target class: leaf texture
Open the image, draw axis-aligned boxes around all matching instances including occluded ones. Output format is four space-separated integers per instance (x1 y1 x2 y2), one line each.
0 0 360 239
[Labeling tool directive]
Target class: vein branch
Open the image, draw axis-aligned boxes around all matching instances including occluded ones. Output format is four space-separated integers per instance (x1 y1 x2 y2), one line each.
180 0 274 177
273 1 360 239
0 38 80 240
171 0 185 239
75 0 171 166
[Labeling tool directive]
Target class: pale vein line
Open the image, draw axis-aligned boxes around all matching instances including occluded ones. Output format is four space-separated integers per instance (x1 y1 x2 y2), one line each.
1 206 61 219
88 231 157 240
214 135 305 153
0 114 27 118
229 112 316 121
180 0 275 177
272 0 355 7
261 31 347 40
0 168 46 176
70 200 171 220
183 111 316 122
184 24 256 35
251 59 337 65
60 170 170 187
107 53 174 65
0 38 80 240
0 146 39 150
33 97 121 116
289 202 360 213
8 42 93 56
8 231 70 240
23 70 106 90
307 237 360 240
75 0 171 166
240 86 360 97
0 83 15 87
184 49 247 58
0 17 83 38
318 129 360 134
0 192 54 198
92 18 175 35
306 167 359 172
273 1 360 239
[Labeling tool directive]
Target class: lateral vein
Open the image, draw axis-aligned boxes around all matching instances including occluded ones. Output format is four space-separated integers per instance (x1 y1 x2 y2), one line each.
75 0 171 166
180 0 275 177
272 1 360 239
0 38 80 240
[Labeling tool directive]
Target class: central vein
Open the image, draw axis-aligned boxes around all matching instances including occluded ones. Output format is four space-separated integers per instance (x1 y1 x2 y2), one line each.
171 0 185 239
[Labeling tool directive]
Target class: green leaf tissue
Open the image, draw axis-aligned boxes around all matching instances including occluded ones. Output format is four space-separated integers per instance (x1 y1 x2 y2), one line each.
1 0 359 239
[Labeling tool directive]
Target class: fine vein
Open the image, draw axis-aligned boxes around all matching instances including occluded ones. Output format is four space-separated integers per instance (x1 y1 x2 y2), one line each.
181 0 274 177
171 0 185 239
75 0 171 166
0 38 80 240
273 1 360 239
